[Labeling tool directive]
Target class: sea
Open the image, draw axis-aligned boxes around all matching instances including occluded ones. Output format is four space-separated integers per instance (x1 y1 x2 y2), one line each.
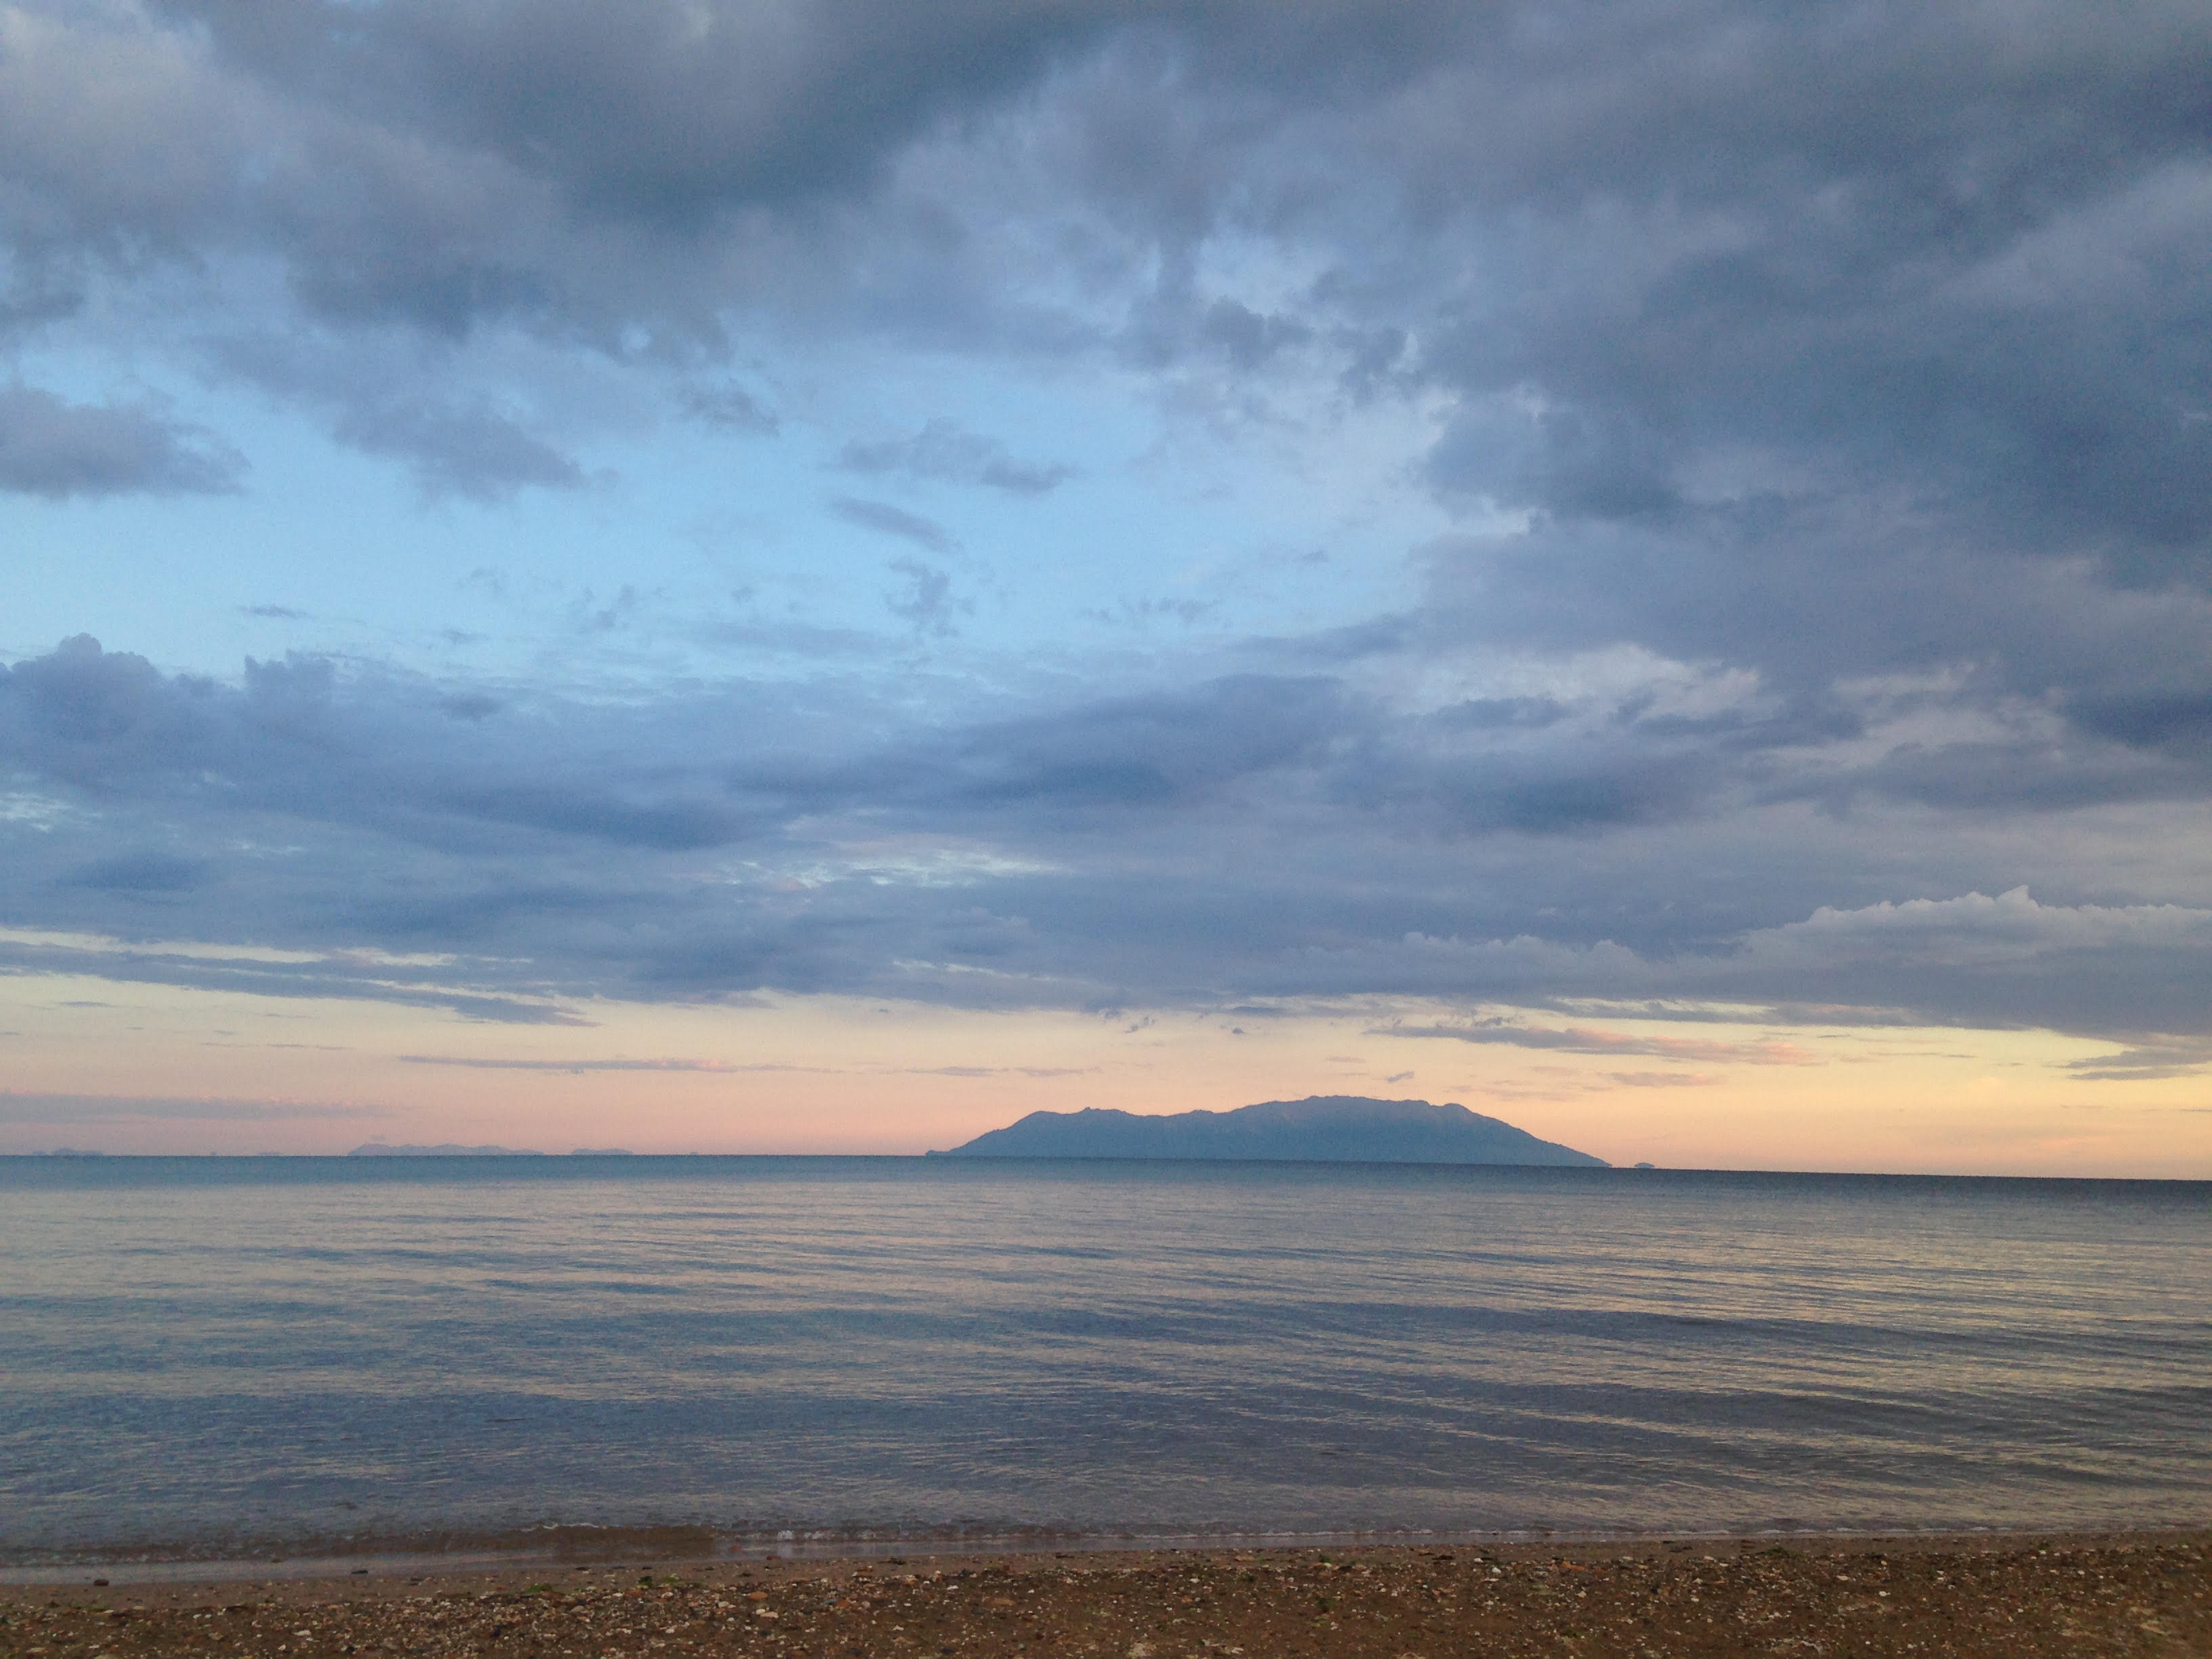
1 1156 2207 1571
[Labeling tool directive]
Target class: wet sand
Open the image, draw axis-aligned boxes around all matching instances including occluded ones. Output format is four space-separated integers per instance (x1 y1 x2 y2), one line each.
3 1532 2205 1658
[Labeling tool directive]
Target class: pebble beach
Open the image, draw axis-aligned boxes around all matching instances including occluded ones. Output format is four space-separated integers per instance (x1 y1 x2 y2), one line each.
5 1532 2206 1659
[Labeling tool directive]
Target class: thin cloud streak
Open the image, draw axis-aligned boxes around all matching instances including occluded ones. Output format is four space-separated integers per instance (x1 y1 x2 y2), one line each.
396 1056 827 1073
0 1093 384 1123
1380 1025 1823 1067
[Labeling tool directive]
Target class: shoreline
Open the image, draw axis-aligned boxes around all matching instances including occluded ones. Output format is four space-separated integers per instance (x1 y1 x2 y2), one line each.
11 1529 2209 1584
11 1521 2211 1589
8 1153 2211 1183
2 1530 2204 1658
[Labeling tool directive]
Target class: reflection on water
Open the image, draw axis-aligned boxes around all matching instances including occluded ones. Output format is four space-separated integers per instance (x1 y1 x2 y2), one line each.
1 1158 2206 1559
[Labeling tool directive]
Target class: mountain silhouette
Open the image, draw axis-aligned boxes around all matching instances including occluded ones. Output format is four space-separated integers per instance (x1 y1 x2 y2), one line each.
930 1096 1605 1166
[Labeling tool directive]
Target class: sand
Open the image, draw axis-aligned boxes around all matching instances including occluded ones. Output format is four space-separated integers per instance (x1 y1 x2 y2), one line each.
3 1532 2206 1658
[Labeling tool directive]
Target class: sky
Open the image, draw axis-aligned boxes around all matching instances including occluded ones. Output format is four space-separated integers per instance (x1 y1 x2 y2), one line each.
3 0 2209 1173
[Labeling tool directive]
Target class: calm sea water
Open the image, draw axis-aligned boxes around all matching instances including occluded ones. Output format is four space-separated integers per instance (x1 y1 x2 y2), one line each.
1 1157 2206 1563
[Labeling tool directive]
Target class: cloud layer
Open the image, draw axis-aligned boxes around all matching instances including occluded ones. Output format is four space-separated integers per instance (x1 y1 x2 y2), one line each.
5 0 2211 1079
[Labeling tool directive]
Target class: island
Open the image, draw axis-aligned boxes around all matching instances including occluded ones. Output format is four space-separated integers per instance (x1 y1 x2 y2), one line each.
346 1143 635 1156
929 1095 1606 1166
346 1142 546 1156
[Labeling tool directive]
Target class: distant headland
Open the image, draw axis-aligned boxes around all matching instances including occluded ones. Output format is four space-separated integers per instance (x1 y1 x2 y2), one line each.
929 1095 1607 1166
346 1143 634 1157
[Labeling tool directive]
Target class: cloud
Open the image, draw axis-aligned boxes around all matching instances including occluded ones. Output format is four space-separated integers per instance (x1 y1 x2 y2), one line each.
834 496 958 554
205 331 591 499
2057 1040 2212 1084
7 631 2212 1053
680 382 779 434
927 674 1346 808
0 385 243 497
1738 888 2212 970
5 3 2206 671
61 852 207 894
884 558 960 633
904 1065 1095 1078
7 0 2212 1073
1381 1021 1820 1066
332 398 586 499
9 5 2208 483
397 1054 806 1073
0 1092 382 1123
840 417 1073 495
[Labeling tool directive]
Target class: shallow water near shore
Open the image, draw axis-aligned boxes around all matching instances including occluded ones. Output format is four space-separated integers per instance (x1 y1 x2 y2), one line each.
2 1157 2207 1564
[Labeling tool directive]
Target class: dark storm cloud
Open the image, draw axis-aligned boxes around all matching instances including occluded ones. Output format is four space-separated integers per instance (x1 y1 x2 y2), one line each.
7 634 2210 1075
928 674 1346 808
0 0 1136 342
1421 507 2212 706
62 852 207 894
0 636 770 857
159 0 1114 227
2069 691 2212 756
0 384 243 497
1331 738 1722 836
1791 739 2211 817
9 0 2208 607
